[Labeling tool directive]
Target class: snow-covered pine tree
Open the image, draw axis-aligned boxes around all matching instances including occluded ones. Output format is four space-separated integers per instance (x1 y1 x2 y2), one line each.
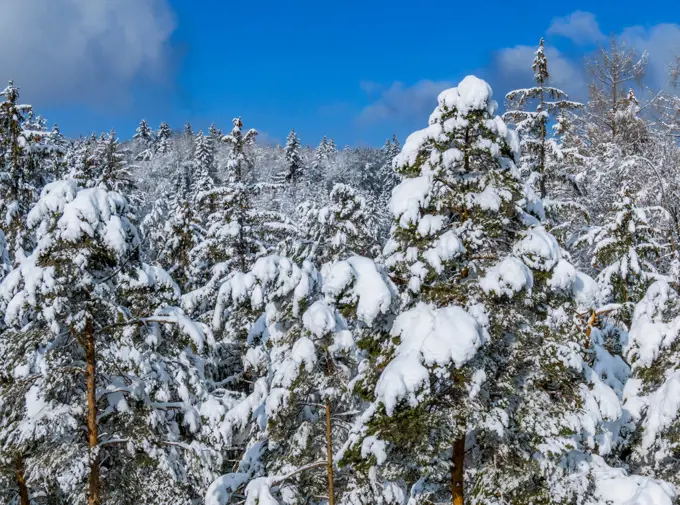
206 253 396 505
0 180 221 505
338 75 622 505
296 183 378 265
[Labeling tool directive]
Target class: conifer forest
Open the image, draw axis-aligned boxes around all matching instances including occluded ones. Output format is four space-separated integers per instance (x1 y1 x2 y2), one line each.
5 36 680 505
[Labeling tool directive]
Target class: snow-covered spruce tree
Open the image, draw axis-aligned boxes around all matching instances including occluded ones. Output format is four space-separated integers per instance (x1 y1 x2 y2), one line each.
66 136 98 188
0 81 48 267
503 38 584 233
133 120 155 161
0 229 9 281
184 122 194 137
309 136 338 185
158 122 172 142
337 76 623 505
377 134 401 194
91 131 135 195
276 129 304 185
193 131 216 193
156 122 173 156
296 183 378 265
208 124 222 147
579 187 663 320
159 168 203 290
0 180 221 505
184 117 295 320
133 120 154 145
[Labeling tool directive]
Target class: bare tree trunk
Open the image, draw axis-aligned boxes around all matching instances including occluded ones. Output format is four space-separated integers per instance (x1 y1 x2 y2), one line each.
85 319 100 505
325 400 336 505
451 434 465 505
15 454 30 505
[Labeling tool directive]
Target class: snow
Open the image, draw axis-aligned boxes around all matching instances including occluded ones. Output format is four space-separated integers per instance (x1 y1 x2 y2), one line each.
416 214 445 237
469 184 508 212
375 353 429 416
589 455 675 505
422 230 465 273
626 281 680 368
389 175 432 227
272 337 317 388
640 371 680 450
393 124 442 169
572 271 601 308
376 302 488 415
513 226 562 271
480 257 533 297
361 436 387 465
302 300 336 337
54 186 136 258
323 256 393 326
213 255 313 331
435 75 496 117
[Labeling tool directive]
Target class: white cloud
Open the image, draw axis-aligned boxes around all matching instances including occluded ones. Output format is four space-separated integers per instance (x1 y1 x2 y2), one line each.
620 23 680 90
493 44 587 101
357 79 454 126
548 11 605 45
0 0 176 105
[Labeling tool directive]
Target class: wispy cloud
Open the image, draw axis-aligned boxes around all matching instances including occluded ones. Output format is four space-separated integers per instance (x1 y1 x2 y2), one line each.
357 79 455 126
547 11 605 45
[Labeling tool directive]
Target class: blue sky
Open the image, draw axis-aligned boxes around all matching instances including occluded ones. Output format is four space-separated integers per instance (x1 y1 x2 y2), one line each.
3 0 680 146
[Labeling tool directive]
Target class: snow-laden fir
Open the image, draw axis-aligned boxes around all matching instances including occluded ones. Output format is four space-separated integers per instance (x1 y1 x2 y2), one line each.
2 37 680 505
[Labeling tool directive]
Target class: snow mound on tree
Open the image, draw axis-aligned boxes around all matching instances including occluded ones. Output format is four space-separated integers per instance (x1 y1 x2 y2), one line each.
389 174 432 226
435 75 496 117
513 226 562 271
626 280 680 368
589 455 675 505
27 180 136 258
302 300 336 337
213 255 315 330
375 302 488 415
323 256 394 326
480 257 533 297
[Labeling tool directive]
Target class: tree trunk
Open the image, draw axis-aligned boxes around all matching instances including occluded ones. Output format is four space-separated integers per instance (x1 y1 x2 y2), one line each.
15 454 30 505
325 400 336 505
85 319 101 505
451 434 465 505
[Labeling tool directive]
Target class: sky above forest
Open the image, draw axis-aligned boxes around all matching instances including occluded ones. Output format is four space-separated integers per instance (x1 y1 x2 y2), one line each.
2 0 680 146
